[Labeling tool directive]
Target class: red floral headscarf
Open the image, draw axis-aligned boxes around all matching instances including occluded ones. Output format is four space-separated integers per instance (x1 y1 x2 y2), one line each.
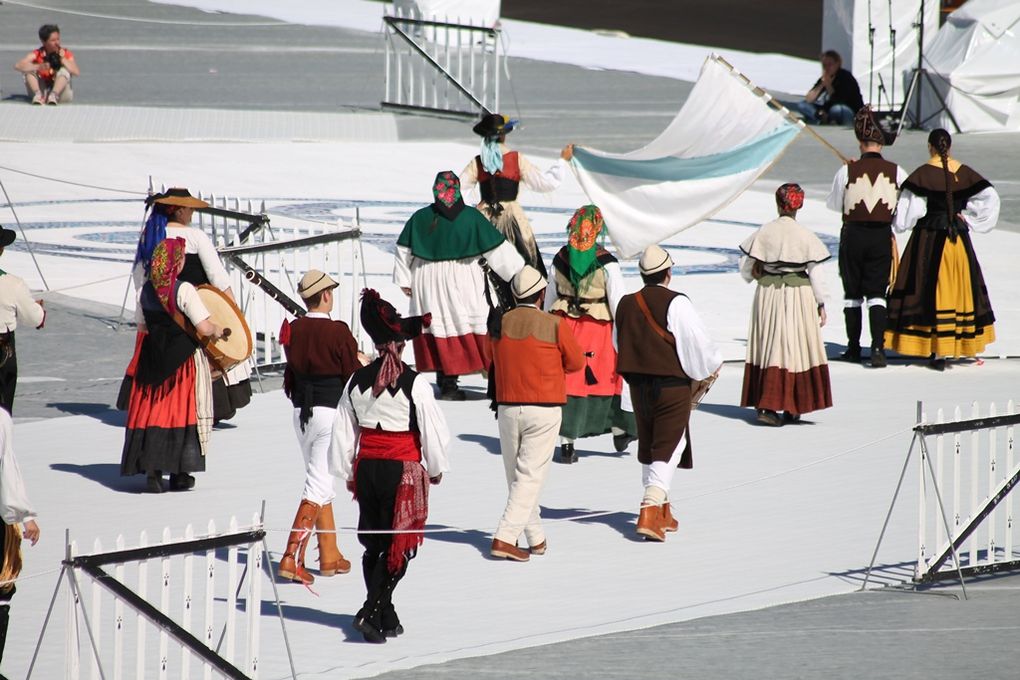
432 171 465 221
149 237 187 316
775 183 805 214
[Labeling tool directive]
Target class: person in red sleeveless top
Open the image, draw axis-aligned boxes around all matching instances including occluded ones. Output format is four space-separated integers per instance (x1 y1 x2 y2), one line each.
460 113 574 315
329 290 449 643
14 24 79 105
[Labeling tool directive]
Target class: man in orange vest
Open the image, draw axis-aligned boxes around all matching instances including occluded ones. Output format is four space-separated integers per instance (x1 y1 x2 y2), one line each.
489 266 584 561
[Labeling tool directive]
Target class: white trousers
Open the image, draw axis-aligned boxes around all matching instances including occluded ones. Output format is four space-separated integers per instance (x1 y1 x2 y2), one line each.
292 406 336 506
495 405 561 547
641 431 687 494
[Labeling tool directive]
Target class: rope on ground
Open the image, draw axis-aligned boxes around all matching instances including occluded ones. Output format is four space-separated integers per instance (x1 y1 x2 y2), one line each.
266 425 914 536
0 163 146 196
2 0 287 27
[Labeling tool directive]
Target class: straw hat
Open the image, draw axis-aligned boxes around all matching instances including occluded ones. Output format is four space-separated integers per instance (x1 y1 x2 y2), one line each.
151 187 210 209
639 245 673 275
297 269 338 299
511 265 546 299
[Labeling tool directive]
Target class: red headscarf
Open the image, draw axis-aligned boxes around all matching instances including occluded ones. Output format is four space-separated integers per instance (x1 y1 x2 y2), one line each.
149 237 187 316
775 183 805 213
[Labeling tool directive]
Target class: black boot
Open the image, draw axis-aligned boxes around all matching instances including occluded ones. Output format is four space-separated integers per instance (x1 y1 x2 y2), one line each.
840 306 863 362
146 471 164 494
868 305 888 368
559 443 577 464
437 372 466 401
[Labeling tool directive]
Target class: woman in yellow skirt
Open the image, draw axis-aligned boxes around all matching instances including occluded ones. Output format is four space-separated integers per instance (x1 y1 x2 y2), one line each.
885 129 1000 370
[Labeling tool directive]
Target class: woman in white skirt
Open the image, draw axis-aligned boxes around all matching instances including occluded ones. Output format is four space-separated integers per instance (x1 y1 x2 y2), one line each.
739 183 833 426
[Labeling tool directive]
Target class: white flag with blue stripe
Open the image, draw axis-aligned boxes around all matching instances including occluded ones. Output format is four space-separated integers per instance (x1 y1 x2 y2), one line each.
571 55 803 258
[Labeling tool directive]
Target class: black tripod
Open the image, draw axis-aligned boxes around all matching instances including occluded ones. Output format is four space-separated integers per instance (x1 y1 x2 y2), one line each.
896 1 960 136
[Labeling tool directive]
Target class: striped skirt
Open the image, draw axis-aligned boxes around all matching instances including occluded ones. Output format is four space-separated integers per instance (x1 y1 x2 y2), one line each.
740 276 832 415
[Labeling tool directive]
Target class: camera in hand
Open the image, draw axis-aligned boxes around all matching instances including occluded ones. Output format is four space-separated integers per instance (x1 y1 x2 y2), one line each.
44 51 62 72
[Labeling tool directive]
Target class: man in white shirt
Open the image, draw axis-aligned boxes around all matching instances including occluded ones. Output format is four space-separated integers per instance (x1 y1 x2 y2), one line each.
614 246 722 542
0 225 45 414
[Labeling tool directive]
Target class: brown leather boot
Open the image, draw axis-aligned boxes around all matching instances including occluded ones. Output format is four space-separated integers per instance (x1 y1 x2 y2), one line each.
315 502 351 576
278 499 319 584
636 505 666 542
661 503 679 533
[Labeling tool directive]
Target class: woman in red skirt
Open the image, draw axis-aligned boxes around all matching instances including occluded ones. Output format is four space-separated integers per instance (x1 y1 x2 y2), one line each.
121 237 222 493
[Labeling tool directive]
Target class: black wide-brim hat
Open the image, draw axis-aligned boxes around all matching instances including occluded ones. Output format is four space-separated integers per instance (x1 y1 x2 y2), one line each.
0 225 16 248
472 113 515 138
360 288 431 345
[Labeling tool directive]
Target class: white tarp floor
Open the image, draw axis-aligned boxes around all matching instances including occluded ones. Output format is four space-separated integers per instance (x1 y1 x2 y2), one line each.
2 140 1019 678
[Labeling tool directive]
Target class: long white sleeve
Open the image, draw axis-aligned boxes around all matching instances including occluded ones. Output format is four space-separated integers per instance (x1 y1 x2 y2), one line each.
459 157 480 197
411 375 451 477
806 262 828 305
167 225 232 291
542 271 558 312
482 240 525 282
393 244 413 288
893 188 927 233
826 164 849 213
328 380 359 481
603 261 627 319
665 293 722 381
0 411 36 525
738 255 756 283
961 186 1000 233
519 154 566 193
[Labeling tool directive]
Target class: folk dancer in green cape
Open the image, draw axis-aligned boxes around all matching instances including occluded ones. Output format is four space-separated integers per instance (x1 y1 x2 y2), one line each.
394 171 524 400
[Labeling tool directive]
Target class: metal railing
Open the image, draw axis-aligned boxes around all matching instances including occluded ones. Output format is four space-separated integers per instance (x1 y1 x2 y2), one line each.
382 5 501 119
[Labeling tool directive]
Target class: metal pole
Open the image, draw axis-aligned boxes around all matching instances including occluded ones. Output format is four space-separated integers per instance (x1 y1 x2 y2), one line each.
0 175 49 290
26 566 68 679
919 435 969 599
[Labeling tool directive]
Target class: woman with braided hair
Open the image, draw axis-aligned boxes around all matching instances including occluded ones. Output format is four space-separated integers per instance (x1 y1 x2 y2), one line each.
885 129 1000 370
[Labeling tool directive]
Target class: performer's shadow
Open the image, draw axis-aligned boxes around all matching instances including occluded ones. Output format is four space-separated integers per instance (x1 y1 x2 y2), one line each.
696 402 759 425
48 401 126 427
457 433 502 456
540 506 643 542
50 462 140 493
425 524 494 557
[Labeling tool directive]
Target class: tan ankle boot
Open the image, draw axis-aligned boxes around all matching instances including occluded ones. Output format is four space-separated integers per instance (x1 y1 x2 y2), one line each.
278 499 319 584
636 504 666 542
661 502 678 533
315 502 351 576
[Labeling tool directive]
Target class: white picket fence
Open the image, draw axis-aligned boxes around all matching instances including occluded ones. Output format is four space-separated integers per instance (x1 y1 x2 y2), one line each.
30 515 288 680
192 194 367 369
382 4 502 118
915 400 1020 582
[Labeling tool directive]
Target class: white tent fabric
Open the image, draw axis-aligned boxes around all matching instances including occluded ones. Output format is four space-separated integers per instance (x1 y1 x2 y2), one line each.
915 0 1020 133
822 0 939 109
571 56 801 259
393 0 500 26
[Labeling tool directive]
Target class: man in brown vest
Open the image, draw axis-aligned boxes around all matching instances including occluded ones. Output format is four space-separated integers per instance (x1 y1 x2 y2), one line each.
826 107 907 368
615 246 722 542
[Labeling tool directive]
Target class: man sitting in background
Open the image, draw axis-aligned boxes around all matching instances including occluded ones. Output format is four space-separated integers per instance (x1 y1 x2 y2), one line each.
782 50 863 126
14 24 80 105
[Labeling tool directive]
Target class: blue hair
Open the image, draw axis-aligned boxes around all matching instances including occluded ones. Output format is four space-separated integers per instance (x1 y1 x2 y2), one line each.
134 209 168 272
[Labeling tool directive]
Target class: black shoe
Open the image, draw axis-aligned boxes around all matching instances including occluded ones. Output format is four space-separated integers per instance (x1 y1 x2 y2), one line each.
929 356 947 372
146 473 164 494
559 443 577 464
353 616 387 644
756 409 783 427
168 473 196 491
382 624 404 638
869 349 887 368
612 433 637 452
837 347 862 362
438 388 467 401
781 412 801 424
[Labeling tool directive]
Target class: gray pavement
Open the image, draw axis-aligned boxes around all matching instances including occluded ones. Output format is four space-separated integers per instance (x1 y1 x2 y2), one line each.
3 2 1020 678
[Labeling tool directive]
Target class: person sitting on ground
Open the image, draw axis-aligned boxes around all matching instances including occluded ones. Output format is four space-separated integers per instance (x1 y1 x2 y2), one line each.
782 50 863 126
13 24 79 106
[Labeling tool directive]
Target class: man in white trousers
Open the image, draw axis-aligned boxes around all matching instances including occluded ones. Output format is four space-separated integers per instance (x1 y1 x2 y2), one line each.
490 266 584 561
614 246 722 541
